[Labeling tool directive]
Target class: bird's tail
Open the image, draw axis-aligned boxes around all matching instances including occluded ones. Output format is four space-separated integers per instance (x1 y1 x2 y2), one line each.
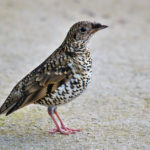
5 96 26 116
0 95 26 116
0 102 16 115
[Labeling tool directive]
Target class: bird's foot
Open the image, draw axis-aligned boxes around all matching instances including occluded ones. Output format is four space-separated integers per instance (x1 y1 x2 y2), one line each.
62 127 80 132
48 127 80 135
48 107 80 135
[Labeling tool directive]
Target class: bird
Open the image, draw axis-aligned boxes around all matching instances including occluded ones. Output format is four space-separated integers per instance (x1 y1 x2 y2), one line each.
0 21 108 135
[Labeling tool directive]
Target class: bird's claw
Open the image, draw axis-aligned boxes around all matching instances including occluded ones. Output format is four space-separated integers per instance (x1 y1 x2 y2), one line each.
62 127 80 132
48 127 80 135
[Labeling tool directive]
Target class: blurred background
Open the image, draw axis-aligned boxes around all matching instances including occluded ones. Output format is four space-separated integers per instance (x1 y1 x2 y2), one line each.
0 0 150 149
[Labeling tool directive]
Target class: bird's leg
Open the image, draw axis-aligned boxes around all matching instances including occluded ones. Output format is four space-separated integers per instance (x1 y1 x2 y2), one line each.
47 106 80 135
47 106 77 135
47 111 60 134
54 108 80 132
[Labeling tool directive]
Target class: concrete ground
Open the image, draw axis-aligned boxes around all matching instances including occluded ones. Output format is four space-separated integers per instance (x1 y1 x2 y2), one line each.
0 0 150 149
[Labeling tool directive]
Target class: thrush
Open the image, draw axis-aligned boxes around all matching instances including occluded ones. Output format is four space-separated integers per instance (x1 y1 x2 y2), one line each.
0 21 108 135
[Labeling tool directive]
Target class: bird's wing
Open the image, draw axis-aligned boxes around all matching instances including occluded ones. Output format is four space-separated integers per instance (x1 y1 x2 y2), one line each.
22 66 72 107
0 53 73 116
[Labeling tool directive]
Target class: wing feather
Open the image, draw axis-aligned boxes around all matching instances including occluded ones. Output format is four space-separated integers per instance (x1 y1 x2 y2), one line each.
0 52 73 115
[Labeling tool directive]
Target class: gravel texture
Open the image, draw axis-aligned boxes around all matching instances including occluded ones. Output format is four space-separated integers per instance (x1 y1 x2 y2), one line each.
0 0 150 150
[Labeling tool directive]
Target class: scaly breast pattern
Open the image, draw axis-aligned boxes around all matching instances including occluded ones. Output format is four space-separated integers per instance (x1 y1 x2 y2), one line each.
37 50 92 106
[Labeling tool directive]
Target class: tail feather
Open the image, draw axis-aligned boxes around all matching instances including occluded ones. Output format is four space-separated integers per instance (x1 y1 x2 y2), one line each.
6 96 26 116
0 103 16 115
0 93 27 116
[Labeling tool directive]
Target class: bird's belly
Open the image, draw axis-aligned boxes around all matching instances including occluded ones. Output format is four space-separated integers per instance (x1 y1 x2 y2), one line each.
37 71 92 106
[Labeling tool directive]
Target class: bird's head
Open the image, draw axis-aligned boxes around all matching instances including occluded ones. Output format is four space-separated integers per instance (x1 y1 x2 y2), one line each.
65 21 108 45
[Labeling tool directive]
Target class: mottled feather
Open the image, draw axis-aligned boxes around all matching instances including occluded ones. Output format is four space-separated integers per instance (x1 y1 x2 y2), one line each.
1 50 72 115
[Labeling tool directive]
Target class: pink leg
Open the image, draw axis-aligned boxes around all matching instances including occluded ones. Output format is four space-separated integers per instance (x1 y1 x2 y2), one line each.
48 113 72 135
54 109 80 132
47 108 80 135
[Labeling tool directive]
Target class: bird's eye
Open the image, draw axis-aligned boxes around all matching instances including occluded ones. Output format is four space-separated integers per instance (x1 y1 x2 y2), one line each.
80 27 87 33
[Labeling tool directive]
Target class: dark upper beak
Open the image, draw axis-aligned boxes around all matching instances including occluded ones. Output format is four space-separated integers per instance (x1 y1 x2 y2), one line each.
92 23 108 30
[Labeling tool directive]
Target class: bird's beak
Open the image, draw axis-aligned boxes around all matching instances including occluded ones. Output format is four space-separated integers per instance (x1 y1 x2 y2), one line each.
91 23 108 33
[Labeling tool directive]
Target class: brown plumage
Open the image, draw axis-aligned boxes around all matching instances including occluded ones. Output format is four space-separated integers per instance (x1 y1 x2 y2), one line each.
0 21 108 134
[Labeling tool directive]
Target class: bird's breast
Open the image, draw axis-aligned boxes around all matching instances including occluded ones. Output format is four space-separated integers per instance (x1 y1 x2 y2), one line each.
36 50 92 106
